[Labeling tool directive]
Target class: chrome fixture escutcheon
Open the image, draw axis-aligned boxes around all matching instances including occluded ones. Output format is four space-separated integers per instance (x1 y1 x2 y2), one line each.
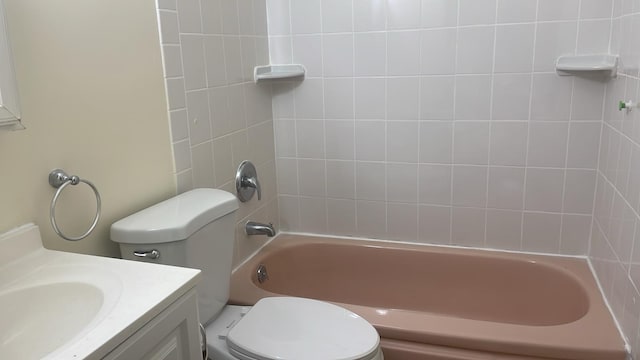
235 160 261 202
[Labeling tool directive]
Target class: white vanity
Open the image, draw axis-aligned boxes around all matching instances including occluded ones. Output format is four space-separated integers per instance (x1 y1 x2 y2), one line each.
0 224 202 360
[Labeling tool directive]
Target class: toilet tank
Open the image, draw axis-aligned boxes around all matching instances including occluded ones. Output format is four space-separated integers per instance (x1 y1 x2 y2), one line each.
110 188 238 324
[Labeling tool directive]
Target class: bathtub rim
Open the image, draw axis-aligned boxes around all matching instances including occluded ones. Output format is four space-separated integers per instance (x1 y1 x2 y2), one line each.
229 232 628 360
232 231 595 274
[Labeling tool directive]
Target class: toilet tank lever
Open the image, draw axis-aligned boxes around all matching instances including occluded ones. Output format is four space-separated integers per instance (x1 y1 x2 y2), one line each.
133 249 160 260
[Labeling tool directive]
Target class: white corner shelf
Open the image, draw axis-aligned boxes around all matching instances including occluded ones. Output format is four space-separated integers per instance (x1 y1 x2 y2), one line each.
556 54 618 77
0 105 24 131
254 64 305 82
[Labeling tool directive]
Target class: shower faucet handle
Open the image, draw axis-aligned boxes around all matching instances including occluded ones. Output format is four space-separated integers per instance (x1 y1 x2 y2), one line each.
241 175 261 200
236 160 261 202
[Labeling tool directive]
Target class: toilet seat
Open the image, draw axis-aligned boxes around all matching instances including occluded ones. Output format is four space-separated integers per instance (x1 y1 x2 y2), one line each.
226 297 381 360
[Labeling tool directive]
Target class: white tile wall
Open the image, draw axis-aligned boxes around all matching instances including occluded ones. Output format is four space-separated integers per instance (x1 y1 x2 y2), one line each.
459 0 496 26
270 0 608 257
486 209 522 250
589 0 640 356
155 0 277 265
496 0 537 24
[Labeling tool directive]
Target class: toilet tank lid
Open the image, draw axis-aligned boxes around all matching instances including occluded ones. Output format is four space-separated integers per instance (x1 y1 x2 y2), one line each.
110 188 238 244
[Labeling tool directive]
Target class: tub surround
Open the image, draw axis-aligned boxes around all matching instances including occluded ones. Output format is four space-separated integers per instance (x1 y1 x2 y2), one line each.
270 0 607 257
589 2 640 356
230 234 626 360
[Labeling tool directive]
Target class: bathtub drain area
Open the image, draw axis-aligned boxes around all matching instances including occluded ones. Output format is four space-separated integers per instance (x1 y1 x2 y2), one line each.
256 264 268 284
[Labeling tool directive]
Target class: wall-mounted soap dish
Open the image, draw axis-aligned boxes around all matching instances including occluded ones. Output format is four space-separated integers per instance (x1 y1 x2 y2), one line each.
254 64 305 82
556 54 618 77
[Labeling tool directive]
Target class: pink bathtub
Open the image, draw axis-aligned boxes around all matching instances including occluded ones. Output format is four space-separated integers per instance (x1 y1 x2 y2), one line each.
229 234 626 360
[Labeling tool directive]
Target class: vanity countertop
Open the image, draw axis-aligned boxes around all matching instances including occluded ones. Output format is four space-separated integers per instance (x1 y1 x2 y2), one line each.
0 223 200 360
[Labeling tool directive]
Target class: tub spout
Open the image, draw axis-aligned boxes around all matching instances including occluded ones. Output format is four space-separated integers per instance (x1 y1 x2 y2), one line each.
245 221 276 237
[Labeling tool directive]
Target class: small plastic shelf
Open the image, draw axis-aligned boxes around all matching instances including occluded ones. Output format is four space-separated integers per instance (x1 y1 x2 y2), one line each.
0 119 23 130
0 106 23 131
254 64 305 82
556 55 618 76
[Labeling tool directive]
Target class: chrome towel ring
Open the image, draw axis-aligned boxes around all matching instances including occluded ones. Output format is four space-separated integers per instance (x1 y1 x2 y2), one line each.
48 169 101 241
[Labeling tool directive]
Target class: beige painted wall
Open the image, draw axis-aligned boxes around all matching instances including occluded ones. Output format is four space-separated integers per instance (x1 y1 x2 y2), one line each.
0 0 175 257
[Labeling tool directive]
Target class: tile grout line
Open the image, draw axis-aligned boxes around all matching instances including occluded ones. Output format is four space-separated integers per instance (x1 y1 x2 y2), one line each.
559 0 583 253
449 0 461 246
520 0 541 251
483 1 500 248
416 0 424 243
383 0 389 238
350 0 358 237
317 0 329 234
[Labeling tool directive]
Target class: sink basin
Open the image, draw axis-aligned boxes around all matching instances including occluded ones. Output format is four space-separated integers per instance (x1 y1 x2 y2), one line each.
0 282 104 359
0 224 200 359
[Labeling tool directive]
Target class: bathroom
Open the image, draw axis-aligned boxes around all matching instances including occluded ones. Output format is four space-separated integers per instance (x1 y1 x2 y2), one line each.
0 0 639 358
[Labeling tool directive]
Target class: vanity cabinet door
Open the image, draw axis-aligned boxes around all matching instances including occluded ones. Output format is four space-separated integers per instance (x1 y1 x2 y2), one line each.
103 289 201 360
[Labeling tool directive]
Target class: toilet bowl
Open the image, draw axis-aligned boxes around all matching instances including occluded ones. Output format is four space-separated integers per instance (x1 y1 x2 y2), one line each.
207 297 383 360
110 189 383 360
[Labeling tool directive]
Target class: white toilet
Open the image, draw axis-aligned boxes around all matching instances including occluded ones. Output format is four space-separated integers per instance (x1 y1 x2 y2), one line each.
111 188 383 360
